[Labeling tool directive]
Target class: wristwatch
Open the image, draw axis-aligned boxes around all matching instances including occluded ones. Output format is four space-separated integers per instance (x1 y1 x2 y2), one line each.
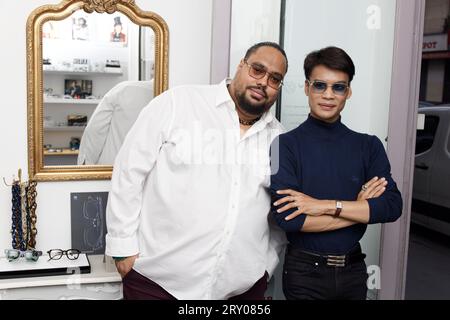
334 200 343 217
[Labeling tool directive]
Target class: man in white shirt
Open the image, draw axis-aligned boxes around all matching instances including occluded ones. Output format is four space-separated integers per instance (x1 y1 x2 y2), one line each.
77 80 154 165
105 42 288 300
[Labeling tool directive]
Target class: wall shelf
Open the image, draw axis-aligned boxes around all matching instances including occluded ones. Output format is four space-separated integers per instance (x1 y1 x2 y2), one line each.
44 148 79 156
44 126 86 132
43 70 123 76
44 98 101 104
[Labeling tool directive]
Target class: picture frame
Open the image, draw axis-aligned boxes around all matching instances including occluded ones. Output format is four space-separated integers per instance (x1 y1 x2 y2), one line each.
64 79 92 99
71 15 90 41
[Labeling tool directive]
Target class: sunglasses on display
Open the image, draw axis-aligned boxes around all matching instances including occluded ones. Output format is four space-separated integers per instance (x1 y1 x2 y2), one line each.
47 249 81 261
4 249 43 262
307 80 349 96
244 60 284 90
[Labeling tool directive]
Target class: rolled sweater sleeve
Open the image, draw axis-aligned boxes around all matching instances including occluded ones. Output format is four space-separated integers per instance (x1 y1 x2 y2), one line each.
366 136 403 224
270 134 307 233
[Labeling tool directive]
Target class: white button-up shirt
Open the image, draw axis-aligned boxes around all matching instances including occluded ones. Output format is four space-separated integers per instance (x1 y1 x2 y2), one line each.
105 79 286 299
78 80 154 165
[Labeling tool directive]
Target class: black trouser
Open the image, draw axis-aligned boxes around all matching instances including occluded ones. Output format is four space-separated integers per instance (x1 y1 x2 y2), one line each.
282 243 368 300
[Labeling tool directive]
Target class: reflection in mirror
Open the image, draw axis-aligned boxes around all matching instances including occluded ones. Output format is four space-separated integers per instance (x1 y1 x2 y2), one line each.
42 12 155 166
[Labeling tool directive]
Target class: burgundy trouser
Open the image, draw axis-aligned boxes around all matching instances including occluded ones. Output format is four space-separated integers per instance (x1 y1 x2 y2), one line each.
122 269 268 300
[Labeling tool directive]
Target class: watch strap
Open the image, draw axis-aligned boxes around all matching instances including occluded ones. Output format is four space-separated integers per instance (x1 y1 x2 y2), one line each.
334 200 343 217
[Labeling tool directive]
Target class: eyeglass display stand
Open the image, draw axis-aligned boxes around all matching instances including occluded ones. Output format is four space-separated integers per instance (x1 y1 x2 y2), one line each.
0 254 121 300
0 254 90 279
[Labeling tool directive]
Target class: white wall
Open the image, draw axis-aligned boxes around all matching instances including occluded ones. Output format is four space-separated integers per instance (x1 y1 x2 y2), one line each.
229 0 282 76
0 0 213 251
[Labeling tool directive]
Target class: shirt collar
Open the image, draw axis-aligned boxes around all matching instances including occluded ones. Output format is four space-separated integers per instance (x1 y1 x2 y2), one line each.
261 109 275 124
215 78 234 108
216 78 276 126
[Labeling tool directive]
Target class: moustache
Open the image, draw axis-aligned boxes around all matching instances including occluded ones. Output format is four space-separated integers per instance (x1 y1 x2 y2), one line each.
247 86 267 98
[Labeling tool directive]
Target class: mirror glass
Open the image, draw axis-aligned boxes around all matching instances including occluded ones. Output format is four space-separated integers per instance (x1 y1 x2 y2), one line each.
42 11 155 166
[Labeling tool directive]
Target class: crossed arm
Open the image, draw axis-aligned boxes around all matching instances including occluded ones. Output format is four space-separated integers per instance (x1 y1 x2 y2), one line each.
273 177 387 232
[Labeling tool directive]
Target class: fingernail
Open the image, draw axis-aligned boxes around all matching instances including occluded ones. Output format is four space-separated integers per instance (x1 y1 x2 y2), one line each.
285 216 291 221
277 209 281 213
276 191 281 194
273 202 278 206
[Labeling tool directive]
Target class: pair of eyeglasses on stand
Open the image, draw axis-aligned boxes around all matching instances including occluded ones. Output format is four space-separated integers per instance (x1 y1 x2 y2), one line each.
47 249 81 261
4 249 42 262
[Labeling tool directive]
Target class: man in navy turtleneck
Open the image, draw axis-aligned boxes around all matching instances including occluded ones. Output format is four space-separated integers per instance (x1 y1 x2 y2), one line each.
270 47 402 300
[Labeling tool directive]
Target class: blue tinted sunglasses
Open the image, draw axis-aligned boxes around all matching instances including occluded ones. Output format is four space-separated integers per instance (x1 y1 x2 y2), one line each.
307 80 349 96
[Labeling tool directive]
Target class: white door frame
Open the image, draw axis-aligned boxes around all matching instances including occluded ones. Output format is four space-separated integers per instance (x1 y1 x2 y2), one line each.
379 0 425 300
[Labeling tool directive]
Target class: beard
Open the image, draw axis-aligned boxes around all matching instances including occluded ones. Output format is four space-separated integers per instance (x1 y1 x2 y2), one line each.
236 86 269 116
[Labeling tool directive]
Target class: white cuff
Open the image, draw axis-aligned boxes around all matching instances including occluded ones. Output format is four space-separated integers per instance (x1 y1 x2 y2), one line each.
105 233 140 257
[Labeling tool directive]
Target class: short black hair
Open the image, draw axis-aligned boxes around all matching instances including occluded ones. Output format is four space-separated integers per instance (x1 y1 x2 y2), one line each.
304 46 355 83
244 42 288 72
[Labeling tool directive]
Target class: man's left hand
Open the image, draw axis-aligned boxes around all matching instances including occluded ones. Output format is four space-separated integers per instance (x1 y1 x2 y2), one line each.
274 189 332 221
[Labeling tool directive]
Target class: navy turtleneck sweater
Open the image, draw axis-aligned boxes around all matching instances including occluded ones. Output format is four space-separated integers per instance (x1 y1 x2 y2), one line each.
270 115 403 255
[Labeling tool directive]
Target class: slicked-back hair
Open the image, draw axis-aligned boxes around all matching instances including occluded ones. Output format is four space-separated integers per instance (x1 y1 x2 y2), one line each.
244 42 288 72
304 46 355 83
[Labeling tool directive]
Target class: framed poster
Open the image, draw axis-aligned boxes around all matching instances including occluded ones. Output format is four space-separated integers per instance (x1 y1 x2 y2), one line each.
71 192 108 254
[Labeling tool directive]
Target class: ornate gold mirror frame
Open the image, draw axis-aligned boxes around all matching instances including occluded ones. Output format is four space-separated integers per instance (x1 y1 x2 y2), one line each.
27 0 169 181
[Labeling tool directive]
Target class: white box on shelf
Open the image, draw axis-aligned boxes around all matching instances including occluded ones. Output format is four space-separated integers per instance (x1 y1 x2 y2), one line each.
104 67 122 74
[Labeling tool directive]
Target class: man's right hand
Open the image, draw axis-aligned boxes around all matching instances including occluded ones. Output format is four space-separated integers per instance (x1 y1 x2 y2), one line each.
357 177 387 200
115 254 138 278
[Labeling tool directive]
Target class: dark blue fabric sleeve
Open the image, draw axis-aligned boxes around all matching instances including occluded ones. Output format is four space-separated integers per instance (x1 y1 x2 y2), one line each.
270 134 307 233
366 136 403 224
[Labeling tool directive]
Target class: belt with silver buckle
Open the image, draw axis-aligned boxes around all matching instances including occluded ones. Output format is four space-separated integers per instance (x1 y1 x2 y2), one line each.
287 245 363 268
289 248 350 267
326 255 346 267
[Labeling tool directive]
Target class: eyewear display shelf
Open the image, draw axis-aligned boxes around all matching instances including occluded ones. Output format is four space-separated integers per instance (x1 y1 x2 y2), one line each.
43 69 121 166
0 255 122 300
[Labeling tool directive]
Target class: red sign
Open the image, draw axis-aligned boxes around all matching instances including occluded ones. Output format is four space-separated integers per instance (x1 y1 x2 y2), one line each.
422 34 447 52
423 41 438 50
